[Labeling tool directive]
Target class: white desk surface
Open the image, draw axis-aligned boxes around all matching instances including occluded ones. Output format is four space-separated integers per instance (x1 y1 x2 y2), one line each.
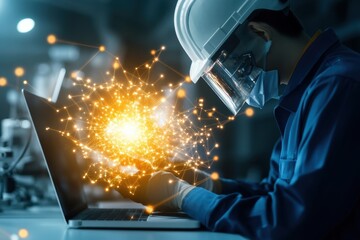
0 207 247 240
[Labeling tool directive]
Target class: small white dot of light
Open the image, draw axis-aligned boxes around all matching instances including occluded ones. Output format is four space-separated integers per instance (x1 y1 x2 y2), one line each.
17 18 35 33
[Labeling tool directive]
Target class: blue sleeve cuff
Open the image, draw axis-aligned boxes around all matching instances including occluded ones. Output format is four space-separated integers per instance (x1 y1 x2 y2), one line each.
181 187 218 227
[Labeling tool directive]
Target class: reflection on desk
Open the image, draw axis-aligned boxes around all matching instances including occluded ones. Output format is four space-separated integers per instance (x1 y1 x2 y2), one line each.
0 207 247 240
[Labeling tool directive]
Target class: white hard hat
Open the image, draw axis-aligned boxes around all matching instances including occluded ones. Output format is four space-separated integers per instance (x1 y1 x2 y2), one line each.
174 0 289 83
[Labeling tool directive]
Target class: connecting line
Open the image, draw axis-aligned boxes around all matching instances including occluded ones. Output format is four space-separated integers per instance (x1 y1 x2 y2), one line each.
158 60 187 79
0 120 33 176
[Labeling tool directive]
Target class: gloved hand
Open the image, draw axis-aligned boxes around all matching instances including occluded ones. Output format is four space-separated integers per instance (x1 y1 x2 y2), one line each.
175 168 214 192
118 171 196 211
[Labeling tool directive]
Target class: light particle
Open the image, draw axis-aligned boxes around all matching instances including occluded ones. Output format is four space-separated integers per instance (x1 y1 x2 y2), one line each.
47 34 57 44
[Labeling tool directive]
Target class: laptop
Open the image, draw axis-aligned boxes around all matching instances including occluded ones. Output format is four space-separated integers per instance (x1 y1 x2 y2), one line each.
22 89 200 229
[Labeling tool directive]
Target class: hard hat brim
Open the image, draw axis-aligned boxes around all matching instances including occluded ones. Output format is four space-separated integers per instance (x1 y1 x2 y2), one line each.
190 59 210 83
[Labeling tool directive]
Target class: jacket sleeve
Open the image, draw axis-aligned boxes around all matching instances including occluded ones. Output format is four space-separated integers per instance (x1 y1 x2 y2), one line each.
182 77 360 239
218 139 281 196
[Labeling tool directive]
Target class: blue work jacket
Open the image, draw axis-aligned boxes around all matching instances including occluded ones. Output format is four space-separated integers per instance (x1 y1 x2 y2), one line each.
182 29 360 239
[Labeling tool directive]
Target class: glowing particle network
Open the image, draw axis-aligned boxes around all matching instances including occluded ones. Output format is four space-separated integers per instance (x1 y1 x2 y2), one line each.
51 68 224 194
38 38 239 199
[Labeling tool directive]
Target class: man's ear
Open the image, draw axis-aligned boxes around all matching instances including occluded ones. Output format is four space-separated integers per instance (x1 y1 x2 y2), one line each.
248 22 272 42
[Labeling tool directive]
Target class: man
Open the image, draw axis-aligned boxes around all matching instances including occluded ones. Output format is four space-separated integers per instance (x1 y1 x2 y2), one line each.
118 0 360 238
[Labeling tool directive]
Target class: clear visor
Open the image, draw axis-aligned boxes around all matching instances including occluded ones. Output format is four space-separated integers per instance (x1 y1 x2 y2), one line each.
203 49 262 115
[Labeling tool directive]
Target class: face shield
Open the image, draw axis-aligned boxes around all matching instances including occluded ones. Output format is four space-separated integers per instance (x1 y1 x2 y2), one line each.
202 24 271 115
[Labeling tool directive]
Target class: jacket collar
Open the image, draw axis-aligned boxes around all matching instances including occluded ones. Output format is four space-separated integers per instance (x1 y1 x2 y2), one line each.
278 28 340 113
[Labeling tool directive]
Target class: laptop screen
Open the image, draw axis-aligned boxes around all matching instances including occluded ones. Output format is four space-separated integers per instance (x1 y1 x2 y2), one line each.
23 90 87 222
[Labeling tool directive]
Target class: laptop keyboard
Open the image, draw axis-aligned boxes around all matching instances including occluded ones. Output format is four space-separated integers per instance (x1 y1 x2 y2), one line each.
74 208 149 221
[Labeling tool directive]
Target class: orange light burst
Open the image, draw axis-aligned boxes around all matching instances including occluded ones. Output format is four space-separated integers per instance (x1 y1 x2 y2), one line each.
58 77 223 194
43 38 233 195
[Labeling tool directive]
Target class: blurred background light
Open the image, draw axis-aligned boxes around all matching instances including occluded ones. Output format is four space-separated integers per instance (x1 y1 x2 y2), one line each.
0 77 7 87
14 67 25 77
17 18 35 33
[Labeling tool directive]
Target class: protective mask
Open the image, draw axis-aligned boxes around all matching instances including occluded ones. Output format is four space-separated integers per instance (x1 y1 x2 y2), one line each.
245 69 279 109
202 25 280 115
245 41 279 108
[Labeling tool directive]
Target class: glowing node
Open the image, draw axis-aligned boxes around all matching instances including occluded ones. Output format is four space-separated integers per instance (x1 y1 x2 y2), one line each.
145 206 154 214
18 228 29 238
245 107 255 117
210 172 219 180
14 67 25 77
160 97 166 103
160 74 164 78
47 34 57 44
99 45 106 52
23 80 28 85
150 50 156 55
168 179 173 184
185 76 191 83
105 119 142 144
113 61 120 69
213 155 219 161
0 77 7 87
71 71 78 79
161 46 166 50
177 88 186 98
